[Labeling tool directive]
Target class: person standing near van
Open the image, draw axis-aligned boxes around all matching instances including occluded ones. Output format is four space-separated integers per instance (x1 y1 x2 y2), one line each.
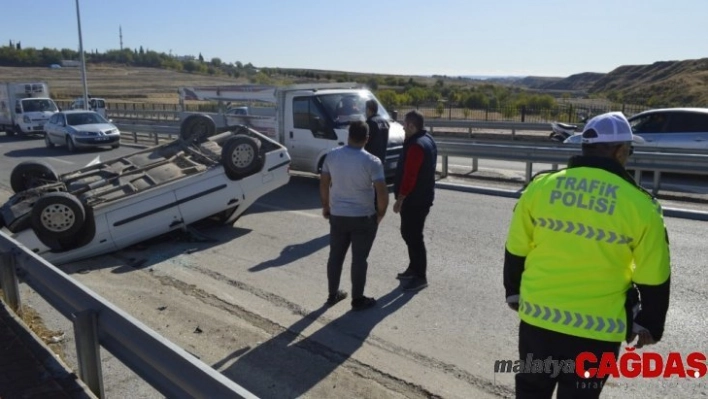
393 110 437 292
320 121 389 310
364 99 389 165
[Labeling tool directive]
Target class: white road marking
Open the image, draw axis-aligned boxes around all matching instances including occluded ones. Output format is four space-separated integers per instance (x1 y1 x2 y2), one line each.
47 157 74 165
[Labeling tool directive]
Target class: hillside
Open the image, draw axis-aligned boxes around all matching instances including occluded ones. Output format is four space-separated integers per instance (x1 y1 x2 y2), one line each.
540 72 605 91
587 58 708 106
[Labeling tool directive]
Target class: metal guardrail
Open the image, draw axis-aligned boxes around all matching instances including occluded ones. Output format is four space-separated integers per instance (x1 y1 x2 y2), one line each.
437 140 708 195
0 234 258 399
109 115 708 196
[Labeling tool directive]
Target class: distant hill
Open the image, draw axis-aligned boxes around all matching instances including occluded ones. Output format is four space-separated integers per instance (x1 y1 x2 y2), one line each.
587 58 708 106
515 76 564 89
539 72 606 91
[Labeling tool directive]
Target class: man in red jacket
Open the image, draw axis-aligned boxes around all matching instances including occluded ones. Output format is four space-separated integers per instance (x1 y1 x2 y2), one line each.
392 110 437 291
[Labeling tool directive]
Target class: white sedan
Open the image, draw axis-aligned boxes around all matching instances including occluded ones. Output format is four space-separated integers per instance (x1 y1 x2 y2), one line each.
44 110 121 151
0 114 291 265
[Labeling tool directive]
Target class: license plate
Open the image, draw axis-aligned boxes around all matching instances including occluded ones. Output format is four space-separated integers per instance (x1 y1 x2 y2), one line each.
96 137 109 141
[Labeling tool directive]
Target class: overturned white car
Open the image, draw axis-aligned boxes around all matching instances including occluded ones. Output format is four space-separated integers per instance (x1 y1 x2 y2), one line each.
0 114 291 265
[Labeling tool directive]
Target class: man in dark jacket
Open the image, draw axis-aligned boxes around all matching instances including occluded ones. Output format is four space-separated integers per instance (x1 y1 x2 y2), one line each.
364 99 389 165
393 110 437 291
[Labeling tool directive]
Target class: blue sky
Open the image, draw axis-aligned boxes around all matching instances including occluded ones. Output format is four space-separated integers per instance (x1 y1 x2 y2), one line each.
4 0 707 77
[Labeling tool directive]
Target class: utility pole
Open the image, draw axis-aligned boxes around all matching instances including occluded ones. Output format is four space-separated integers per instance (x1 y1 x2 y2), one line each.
75 0 89 110
120 25 123 50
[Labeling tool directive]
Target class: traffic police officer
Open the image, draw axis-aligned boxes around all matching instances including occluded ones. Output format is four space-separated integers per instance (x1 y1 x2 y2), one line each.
503 112 671 399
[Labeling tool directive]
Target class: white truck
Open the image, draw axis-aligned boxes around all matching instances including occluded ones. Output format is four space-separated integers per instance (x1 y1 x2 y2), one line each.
0 82 59 136
70 96 108 118
178 83 405 178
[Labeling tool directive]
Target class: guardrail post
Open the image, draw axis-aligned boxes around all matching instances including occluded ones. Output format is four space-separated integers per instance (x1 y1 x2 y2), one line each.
511 128 516 140
154 133 159 145
441 155 449 178
652 171 662 196
551 163 558 170
73 310 105 399
0 251 21 313
634 170 641 182
525 162 533 183
132 131 138 143
472 158 478 173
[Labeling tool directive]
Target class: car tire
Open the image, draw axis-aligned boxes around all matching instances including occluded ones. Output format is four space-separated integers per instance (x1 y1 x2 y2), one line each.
180 114 215 144
45 134 55 148
221 135 263 179
31 192 86 242
10 160 59 193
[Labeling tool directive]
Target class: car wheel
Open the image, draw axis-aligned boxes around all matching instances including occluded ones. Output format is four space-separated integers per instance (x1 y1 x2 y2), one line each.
180 114 215 144
45 134 55 148
221 135 263 179
10 161 59 193
31 192 85 241
67 136 77 152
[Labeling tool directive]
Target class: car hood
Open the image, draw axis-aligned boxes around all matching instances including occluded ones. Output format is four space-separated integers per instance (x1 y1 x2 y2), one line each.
70 123 118 132
388 121 405 147
25 111 56 122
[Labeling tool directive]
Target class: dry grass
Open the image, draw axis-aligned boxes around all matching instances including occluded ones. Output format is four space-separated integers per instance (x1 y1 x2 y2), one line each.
1 289 67 362
0 65 250 102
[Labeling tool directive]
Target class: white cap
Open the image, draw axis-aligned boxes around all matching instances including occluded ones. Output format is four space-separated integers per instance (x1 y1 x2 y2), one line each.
580 112 645 144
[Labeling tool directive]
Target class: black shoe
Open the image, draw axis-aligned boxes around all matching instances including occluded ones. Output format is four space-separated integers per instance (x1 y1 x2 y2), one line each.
327 290 347 306
396 269 416 280
351 296 377 311
403 277 428 292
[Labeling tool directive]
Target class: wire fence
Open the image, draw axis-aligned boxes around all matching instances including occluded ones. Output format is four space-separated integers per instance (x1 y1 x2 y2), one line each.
55 100 654 124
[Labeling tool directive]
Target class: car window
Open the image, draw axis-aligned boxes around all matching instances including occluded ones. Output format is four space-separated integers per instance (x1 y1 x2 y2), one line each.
48 114 58 124
66 112 104 126
293 97 334 139
664 112 708 133
631 112 668 134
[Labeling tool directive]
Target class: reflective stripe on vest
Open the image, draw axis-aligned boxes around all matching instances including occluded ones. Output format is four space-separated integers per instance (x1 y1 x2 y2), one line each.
519 298 626 335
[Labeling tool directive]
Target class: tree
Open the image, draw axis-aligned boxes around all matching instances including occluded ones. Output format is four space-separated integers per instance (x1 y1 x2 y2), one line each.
16 42 21 50
198 53 204 62
211 57 222 67
139 46 144 55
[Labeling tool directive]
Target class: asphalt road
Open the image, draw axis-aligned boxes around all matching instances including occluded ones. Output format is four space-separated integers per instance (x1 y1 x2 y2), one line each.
9 174 707 398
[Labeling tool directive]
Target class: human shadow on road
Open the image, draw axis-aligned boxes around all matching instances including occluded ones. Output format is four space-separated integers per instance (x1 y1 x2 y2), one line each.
248 234 329 272
219 286 417 398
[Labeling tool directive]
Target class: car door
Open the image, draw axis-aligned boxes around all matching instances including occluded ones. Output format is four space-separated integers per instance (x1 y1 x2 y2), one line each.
45 113 63 143
285 96 340 172
655 111 708 150
174 174 244 224
105 191 183 250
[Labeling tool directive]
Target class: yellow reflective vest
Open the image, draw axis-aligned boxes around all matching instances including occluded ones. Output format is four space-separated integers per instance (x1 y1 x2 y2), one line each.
506 164 670 342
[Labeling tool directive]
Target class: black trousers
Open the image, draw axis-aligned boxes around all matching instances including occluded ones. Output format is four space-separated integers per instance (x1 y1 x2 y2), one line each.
327 215 379 300
399 203 431 279
516 321 621 399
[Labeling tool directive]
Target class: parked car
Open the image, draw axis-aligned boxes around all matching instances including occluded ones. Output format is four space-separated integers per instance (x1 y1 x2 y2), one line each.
44 110 120 152
564 108 708 150
0 114 291 265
